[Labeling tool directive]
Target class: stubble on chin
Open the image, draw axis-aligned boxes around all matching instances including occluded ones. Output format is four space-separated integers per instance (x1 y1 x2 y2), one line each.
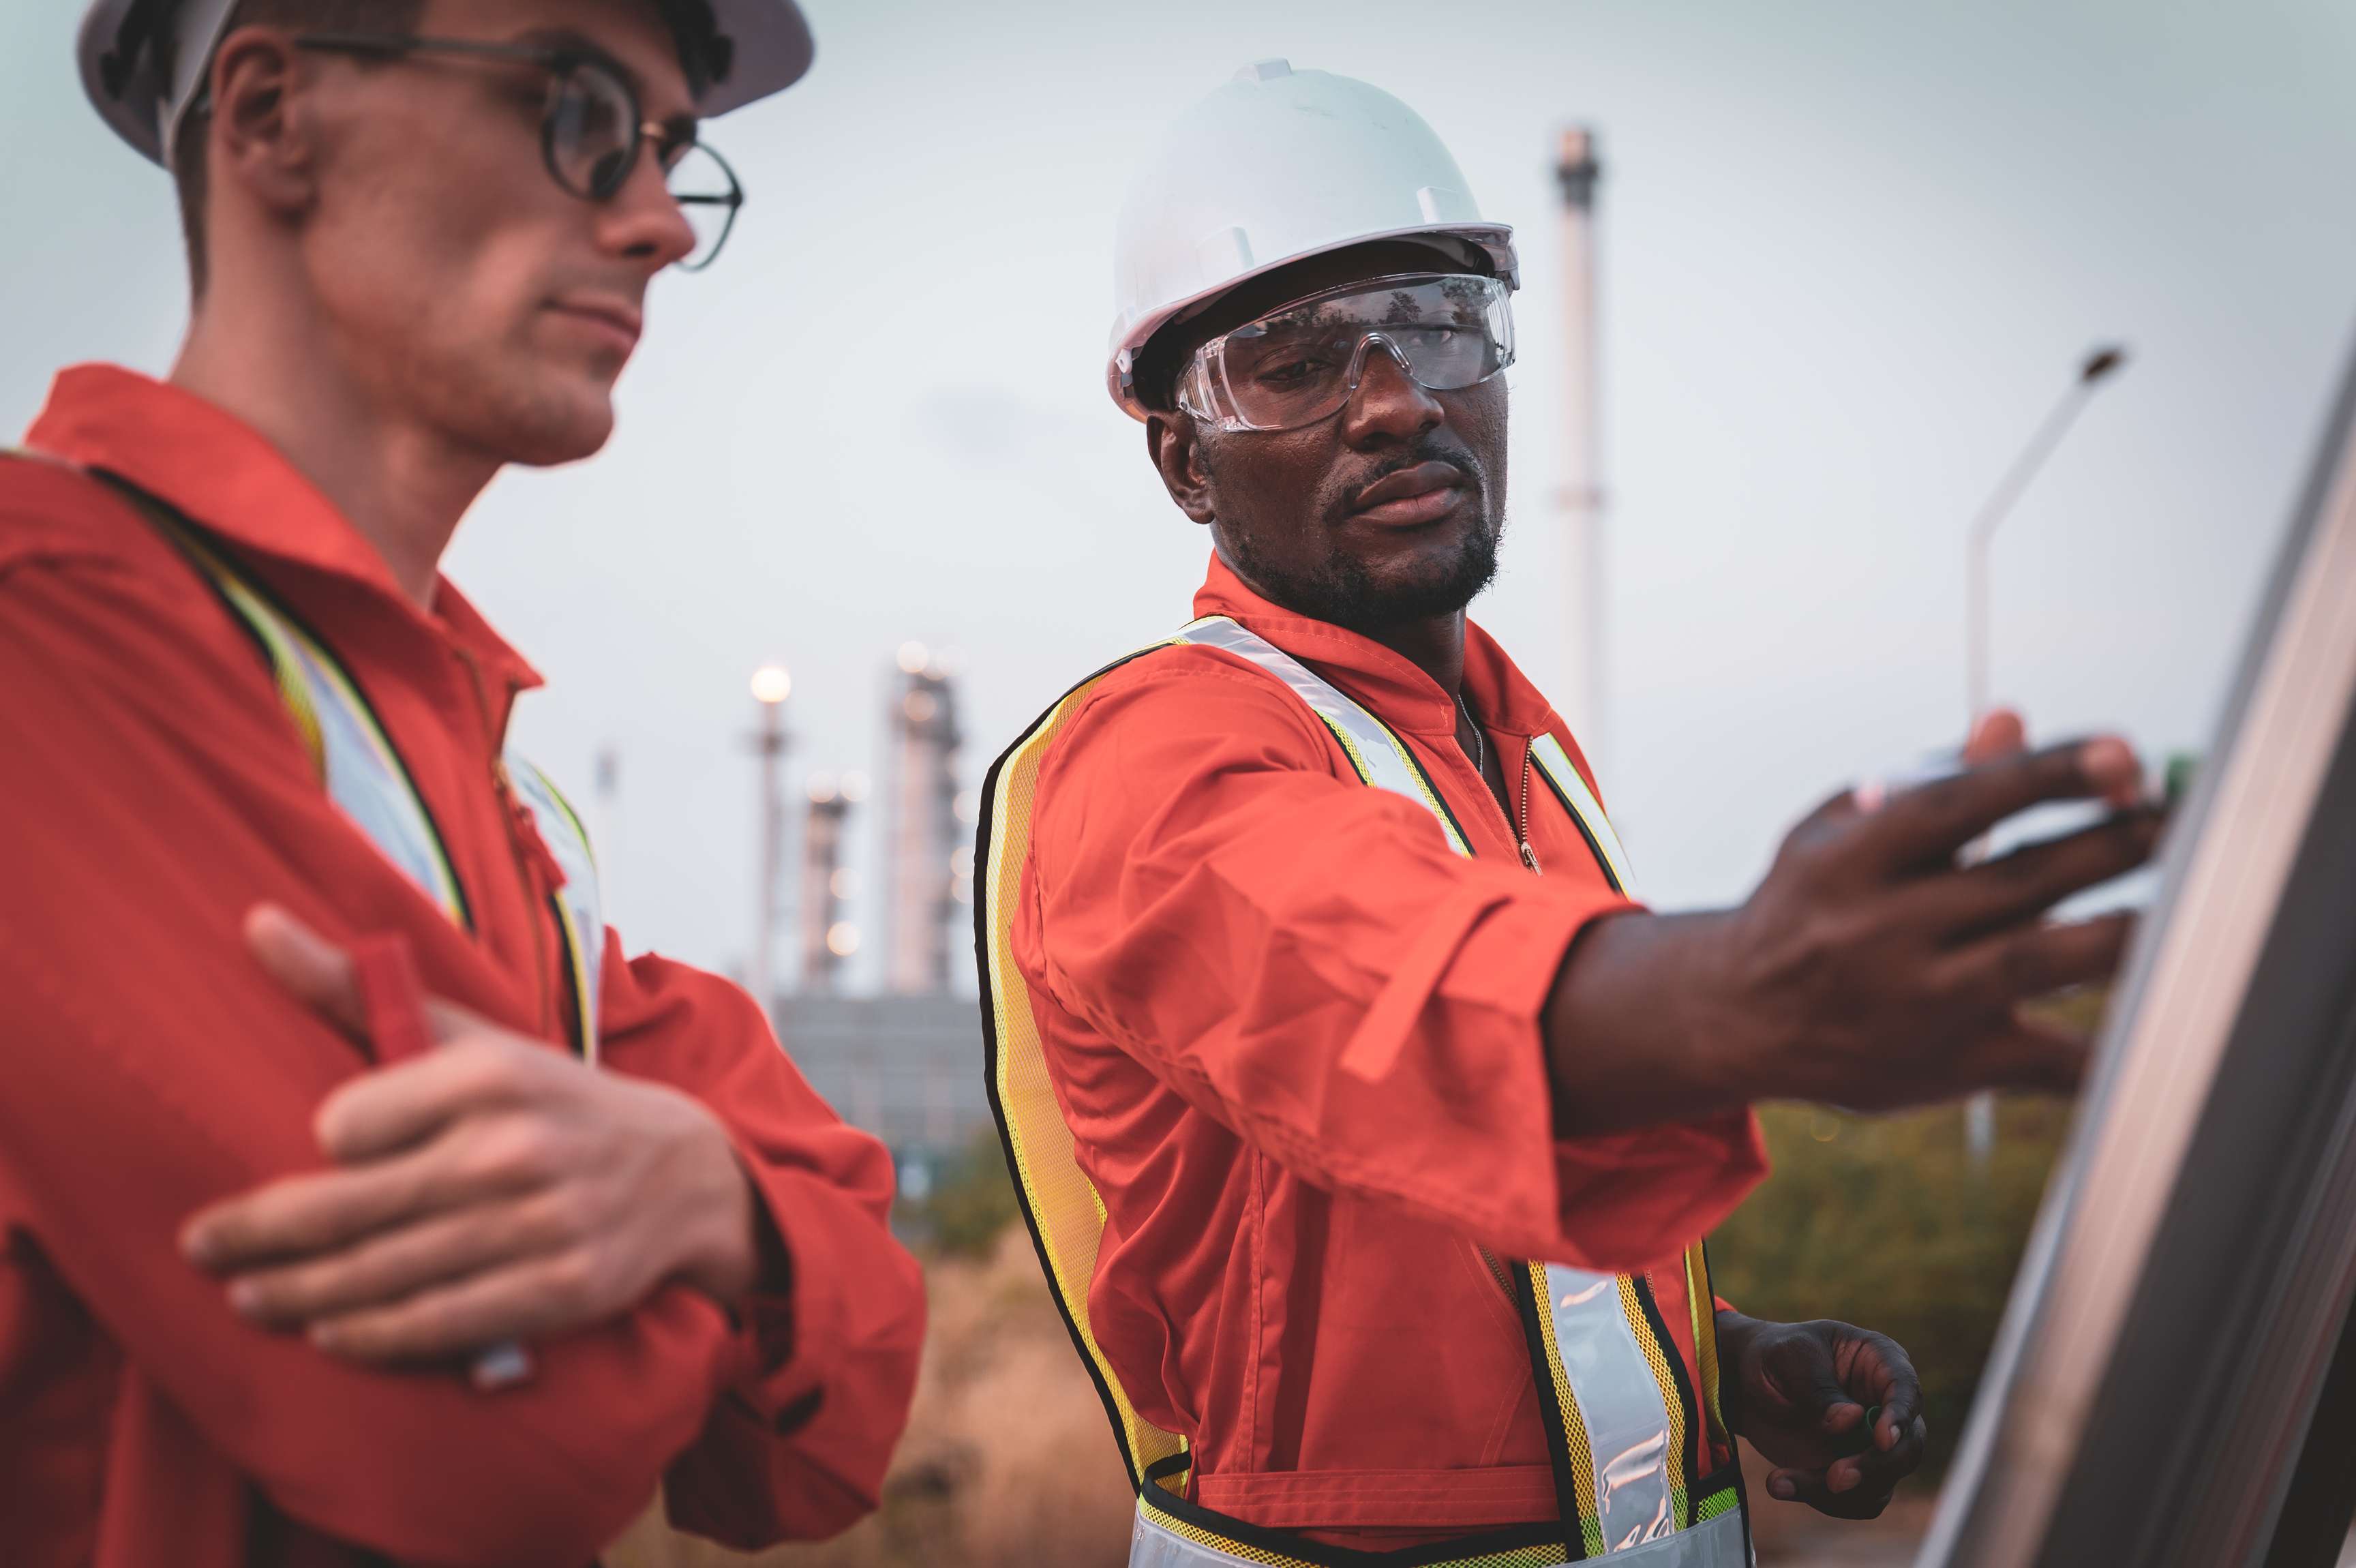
1227 496 1506 633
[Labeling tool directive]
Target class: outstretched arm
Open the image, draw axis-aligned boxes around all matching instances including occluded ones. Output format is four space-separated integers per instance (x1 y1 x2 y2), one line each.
1544 722 2159 1133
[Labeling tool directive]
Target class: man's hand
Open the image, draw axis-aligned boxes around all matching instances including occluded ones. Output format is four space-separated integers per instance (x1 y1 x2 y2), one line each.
1703 714 2156 1109
1544 710 2162 1132
181 905 760 1365
1715 1311 1927 1520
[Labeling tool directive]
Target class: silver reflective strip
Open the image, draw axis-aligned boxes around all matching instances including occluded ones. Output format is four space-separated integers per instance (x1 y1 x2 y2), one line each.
1545 1265 1680 1553
1128 1505 1248 1568
1529 732 1636 894
284 631 457 914
199 549 608 1052
1176 616 1468 855
1128 1488 1749 1566
1605 1506 1749 1567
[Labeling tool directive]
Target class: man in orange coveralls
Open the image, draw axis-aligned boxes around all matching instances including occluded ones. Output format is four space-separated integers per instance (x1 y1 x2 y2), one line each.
0 3 923 1565
978 63 2160 1567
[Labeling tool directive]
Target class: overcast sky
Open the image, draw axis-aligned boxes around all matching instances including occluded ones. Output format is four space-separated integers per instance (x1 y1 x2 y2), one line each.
7 0 2354 989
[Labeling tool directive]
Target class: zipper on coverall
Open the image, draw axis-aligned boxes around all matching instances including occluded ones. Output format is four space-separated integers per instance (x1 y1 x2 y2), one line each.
1475 734 1541 1296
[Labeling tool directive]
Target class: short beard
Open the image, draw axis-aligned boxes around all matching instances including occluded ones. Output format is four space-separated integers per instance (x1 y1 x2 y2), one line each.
1220 474 1504 633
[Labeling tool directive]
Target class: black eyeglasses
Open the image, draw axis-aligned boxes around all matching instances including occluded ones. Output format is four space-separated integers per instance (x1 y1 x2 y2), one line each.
293 33 744 271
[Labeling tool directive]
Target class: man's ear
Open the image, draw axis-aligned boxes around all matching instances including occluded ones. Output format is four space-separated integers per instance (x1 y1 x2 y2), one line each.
209 29 318 220
1147 412 1216 527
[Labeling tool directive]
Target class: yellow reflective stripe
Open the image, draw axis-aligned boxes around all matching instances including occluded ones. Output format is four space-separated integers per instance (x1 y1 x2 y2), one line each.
519 757 596 873
1368 719 1471 856
269 611 467 924
1619 1273 1691 1526
509 760 603 1065
981 644 1192 1498
173 533 328 774
166 523 468 928
1523 1263 1607 1558
556 901 597 1064
1529 732 1634 894
1688 1243 1729 1445
1299 706 1472 856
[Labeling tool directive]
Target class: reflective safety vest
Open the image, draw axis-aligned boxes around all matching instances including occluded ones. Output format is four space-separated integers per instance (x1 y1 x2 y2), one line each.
976 616 1752 1567
48 459 607 1061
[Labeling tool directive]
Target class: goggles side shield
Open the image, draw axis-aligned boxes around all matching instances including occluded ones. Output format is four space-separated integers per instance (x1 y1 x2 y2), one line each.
1177 273 1515 433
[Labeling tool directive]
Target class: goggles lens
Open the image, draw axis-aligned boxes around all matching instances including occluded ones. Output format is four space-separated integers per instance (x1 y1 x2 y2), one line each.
1180 274 1514 432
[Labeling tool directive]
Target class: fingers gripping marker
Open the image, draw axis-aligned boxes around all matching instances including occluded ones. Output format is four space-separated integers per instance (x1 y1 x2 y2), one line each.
1830 1404 1885 1460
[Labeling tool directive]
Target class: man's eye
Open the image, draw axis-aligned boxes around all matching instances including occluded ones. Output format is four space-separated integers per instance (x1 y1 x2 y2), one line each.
1256 358 1329 387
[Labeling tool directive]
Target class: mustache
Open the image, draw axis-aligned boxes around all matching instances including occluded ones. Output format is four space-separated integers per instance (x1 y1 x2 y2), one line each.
1320 439 1486 522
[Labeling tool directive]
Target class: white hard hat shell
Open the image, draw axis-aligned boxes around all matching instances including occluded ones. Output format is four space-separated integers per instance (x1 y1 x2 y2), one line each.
1106 60 1517 420
78 0 814 168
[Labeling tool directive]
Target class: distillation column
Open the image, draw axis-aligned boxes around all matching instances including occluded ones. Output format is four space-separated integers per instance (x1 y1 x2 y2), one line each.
884 644 962 995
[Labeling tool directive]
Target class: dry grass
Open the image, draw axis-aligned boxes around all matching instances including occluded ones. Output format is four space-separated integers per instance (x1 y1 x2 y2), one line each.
607 1227 1134 1568
608 1209 1961 1567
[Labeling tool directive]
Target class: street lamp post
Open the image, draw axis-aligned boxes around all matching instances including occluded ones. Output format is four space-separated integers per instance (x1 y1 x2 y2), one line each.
1556 125 1606 758
749 663 791 1012
1961 346 2128 1166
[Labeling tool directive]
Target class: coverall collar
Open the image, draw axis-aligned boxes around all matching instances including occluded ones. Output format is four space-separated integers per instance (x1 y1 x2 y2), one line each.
25 363 543 712
1192 551 1561 740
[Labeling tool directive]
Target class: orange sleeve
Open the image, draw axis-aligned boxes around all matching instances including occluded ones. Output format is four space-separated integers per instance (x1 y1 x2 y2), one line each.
594 944 926 1547
0 550 790 1566
1017 651 1762 1271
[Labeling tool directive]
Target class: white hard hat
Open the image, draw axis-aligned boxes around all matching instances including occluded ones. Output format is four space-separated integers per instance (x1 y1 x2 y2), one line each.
78 0 815 168
1106 59 1518 420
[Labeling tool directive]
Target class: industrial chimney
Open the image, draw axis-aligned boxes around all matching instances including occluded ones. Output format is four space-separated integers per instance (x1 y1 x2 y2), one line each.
799 773 864 994
884 644 961 994
746 663 791 1009
1556 125 1605 761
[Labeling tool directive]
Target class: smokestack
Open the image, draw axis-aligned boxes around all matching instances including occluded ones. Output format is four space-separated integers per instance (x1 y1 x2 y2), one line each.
1556 125 1606 760
884 644 962 995
799 773 864 993
747 665 791 1010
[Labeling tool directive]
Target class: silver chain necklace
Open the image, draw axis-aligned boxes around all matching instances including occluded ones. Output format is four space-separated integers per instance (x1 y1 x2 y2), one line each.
1457 691 1485 774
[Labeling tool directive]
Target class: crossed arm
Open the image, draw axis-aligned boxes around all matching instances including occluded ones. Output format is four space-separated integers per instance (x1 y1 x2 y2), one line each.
0 554 923 1562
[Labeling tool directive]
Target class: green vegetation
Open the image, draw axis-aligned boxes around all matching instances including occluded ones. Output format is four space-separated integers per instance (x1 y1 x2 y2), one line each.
898 1126 1022 1257
1708 1097 2072 1468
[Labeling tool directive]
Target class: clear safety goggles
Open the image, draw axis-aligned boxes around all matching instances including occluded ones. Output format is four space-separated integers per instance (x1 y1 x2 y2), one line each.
1176 273 1515 433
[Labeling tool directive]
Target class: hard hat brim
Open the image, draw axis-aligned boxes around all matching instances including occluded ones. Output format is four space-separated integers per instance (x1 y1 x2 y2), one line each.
1105 220 1519 423
78 0 815 168
697 0 816 119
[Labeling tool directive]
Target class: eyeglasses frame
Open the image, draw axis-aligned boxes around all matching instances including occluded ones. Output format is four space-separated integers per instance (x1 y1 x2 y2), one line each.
290 32 744 271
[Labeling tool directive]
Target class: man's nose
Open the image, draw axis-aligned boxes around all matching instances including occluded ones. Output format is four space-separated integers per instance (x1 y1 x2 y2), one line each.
1340 339 1445 447
596 151 699 274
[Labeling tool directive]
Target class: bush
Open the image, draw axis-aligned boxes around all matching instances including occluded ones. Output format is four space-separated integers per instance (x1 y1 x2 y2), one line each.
899 1125 1022 1258
1706 1096 2072 1468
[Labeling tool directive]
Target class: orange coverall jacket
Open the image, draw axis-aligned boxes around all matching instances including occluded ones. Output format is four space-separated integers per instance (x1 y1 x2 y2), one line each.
1010 557 1769 1548
0 366 925 1568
